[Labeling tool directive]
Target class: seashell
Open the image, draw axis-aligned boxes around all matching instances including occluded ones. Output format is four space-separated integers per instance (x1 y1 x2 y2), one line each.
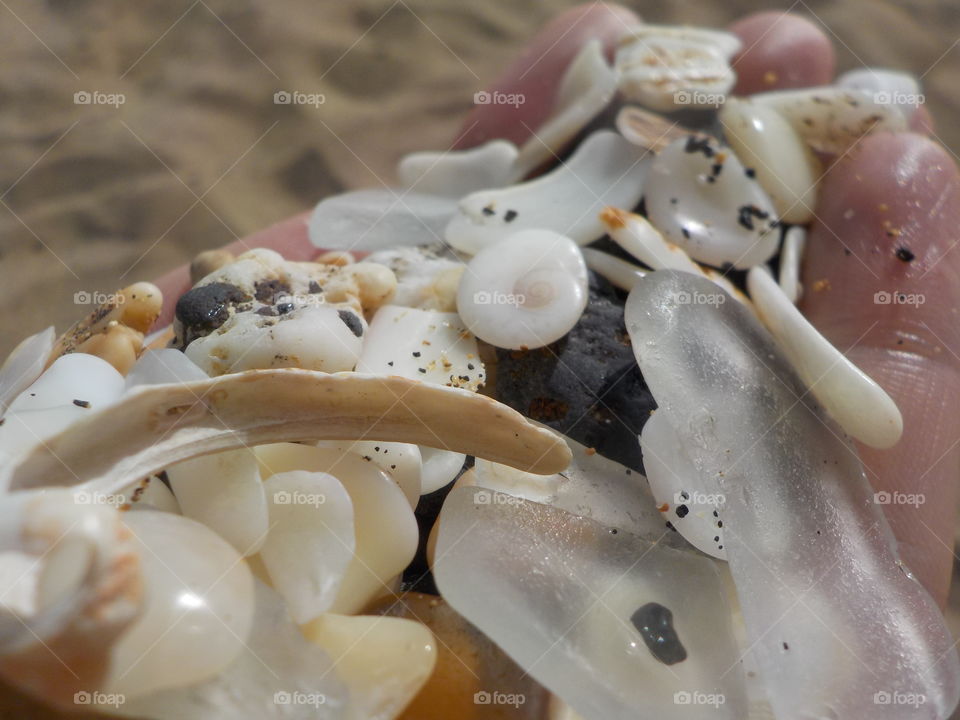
778 225 806 304
418 446 465 495
471 457 564 504
0 326 55 413
124 348 209 390
259 470 355 623
719 97 821 224
315 439 422 508
615 106 693 153
746 266 902 448
581 247 647 291
357 305 485 392
640 411 726 560
397 139 518 198
513 40 620 179
614 24 741 112
302 613 436 720
0 369 571 494
444 130 651 254
256 443 418 616
308 189 457 252
107 511 254 698
457 229 588 351
751 87 907 154
365 244 466 312
836 68 922 117
644 136 781 269
165 448 269 555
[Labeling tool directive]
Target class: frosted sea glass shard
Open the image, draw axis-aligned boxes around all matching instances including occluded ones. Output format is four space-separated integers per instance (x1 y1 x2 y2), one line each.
625 270 960 720
434 486 747 720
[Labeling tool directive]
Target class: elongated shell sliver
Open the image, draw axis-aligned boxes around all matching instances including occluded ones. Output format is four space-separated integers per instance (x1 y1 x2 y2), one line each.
0 370 571 493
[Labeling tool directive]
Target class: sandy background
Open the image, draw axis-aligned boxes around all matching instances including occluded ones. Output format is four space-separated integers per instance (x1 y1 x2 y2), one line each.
1 0 959 717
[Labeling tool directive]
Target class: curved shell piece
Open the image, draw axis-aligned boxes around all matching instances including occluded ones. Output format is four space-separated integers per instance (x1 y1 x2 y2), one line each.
581 247 647 292
0 369 572 494
445 130 651 254
644 136 780 269
418 446 465 494
457 229 589 350
315 439 422 508
514 40 620 179
836 68 922 117
397 140 518 198
615 106 691 153
0 326 55 414
747 267 903 448
778 225 806 304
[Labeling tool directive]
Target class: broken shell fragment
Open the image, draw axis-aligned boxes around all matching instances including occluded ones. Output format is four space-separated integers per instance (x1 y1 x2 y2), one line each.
418 446 465 494
315 439 422 508
581 247 647 291
0 326 55 413
445 130 650 254
836 68 922 118
615 106 692 154
778 225 806 304
644 136 780 269
397 140 518 198
747 267 903 448
0 369 571 494
456 229 588 350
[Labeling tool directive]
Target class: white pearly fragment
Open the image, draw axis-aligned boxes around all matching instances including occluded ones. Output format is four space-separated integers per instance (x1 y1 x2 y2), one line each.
418 446 466 494
445 130 650 254
615 105 691 153
107 511 254 698
302 614 437 720
581 248 647 291
837 68 922 118
0 327 55 414
747 267 903 448
719 98 821 224
472 458 565 504
124 348 209 389
778 225 807 304
315 440 422 508
641 412 726 560
260 470 355 624
514 40 620 179
751 87 907 154
365 244 466 312
615 25 741 111
308 189 456 251
645 136 780 269
165 448 269 555
457 229 588 350
397 140 518 198
357 305 485 392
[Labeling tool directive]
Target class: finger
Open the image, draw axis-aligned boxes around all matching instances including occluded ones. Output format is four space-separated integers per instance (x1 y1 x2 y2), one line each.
455 2 639 149
800 132 960 606
728 12 835 95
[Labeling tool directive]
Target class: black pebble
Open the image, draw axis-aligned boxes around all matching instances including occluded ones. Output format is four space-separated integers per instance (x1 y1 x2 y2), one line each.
675 504 689 519
337 309 364 337
631 602 688 665
895 247 915 263
174 282 251 348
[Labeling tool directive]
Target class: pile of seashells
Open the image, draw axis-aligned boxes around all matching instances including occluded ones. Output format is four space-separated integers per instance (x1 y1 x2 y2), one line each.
0 19 956 720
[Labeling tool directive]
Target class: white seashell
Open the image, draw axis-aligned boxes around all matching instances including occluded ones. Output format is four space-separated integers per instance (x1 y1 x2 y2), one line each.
445 130 650 254
315 439 422 508
260 470 355 623
457 229 588 350
308 189 456 252
124 348 209 389
615 106 691 153
365 244 466 312
778 225 806 304
0 326 55 414
0 370 572 494
514 40 620 179
356 305 485 392
165 448 269 555
837 68 922 117
418 446 465 494
615 24 741 111
581 247 647 291
719 98 821 224
640 412 726 559
302 614 436 720
644 136 781 269
397 140 518 198
751 87 907 154
107 511 254 698
472 458 564 503
255 443 418 616
747 267 903 448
